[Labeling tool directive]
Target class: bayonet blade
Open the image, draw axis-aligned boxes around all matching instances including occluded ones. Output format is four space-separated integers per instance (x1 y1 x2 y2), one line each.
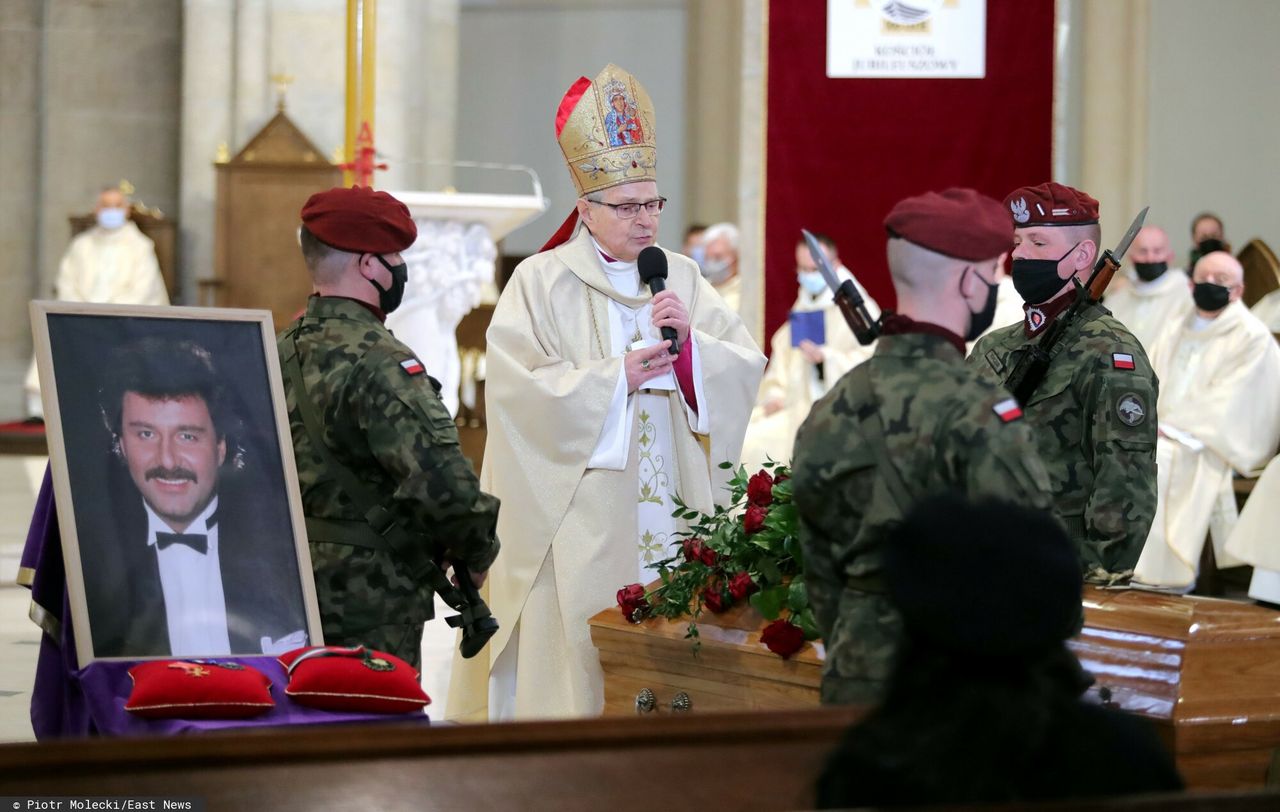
802 229 842 295
1111 206 1149 263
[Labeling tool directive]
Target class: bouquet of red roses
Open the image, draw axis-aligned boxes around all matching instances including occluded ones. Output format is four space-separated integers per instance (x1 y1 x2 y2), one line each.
615 462 819 659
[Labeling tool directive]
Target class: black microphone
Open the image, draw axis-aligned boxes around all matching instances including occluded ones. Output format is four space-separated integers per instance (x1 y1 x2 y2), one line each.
637 246 680 355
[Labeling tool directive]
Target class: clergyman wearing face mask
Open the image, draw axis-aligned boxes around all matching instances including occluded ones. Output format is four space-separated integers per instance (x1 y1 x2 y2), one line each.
700 221 743 313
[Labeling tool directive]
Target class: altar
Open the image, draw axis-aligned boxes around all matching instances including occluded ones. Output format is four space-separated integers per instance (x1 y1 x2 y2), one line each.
589 586 1280 789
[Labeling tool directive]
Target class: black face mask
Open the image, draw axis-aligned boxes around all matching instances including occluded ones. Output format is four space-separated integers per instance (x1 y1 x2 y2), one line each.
1192 281 1231 313
1011 242 1079 304
963 266 999 341
1133 261 1168 283
370 255 408 313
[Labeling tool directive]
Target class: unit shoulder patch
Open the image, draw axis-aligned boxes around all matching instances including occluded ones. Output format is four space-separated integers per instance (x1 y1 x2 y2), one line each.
1115 391 1146 426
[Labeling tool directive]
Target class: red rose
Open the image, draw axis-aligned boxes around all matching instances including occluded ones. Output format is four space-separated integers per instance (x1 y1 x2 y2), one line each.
761 619 806 659
728 571 758 601
616 583 650 623
699 544 720 567
743 504 768 535
747 470 774 507
682 537 705 563
773 471 789 484
703 582 731 614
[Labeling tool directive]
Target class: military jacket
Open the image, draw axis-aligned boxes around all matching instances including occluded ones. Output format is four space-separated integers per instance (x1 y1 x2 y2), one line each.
279 296 500 664
967 302 1157 575
792 331 1052 704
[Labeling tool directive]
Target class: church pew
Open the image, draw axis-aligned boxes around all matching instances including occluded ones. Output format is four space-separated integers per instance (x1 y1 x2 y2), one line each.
1 708 1278 811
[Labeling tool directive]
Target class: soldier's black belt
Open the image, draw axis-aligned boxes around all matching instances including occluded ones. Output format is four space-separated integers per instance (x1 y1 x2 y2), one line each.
304 516 391 552
845 574 888 595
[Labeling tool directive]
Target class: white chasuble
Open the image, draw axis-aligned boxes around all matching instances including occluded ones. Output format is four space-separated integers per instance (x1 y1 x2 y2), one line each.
25 222 168 415
1103 268 1192 352
447 226 764 722
740 271 876 470
1134 302 1280 587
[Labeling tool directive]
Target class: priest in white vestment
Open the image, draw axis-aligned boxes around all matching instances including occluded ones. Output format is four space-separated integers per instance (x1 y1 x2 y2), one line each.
1102 225 1191 352
1133 251 1280 589
741 235 876 469
447 64 764 721
24 186 168 415
701 221 743 314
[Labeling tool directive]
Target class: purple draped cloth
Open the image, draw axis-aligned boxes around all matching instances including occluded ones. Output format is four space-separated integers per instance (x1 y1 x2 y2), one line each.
20 465 429 738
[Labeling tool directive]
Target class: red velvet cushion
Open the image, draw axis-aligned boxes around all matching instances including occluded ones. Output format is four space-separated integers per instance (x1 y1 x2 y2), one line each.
125 660 274 719
279 646 430 714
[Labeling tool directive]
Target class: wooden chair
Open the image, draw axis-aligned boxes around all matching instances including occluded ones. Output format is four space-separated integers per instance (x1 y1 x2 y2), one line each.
1237 238 1280 308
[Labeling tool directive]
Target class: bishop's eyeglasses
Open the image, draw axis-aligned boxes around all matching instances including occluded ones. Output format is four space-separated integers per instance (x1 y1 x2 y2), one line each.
588 197 667 219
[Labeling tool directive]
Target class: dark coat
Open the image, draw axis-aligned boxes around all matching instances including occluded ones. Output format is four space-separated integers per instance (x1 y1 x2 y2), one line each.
78 465 310 658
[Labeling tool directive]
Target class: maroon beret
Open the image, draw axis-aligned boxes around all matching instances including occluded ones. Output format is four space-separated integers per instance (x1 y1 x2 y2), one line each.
884 187 1014 261
300 186 417 253
1004 182 1099 228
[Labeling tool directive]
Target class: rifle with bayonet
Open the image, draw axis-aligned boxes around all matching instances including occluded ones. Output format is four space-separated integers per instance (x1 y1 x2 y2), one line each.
802 229 879 346
1003 206 1148 406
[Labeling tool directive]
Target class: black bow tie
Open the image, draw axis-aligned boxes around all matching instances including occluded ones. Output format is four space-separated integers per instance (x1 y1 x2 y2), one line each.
155 532 208 555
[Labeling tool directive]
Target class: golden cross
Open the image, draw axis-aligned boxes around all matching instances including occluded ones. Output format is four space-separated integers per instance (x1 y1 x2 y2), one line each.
271 72 295 112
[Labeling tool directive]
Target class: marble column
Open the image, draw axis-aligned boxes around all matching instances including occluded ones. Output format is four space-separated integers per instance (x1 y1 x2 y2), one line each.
736 0 767 346
1078 0 1149 248
0 1 44 413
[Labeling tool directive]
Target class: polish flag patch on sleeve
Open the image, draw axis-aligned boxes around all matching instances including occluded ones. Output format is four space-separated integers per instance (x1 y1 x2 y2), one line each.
1112 352 1136 370
400 358 425 376
993 398 1023 423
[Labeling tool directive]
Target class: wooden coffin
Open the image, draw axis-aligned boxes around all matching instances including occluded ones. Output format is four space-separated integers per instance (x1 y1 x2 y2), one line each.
1072 588 1280 789
589 586 1280 790
589 597 821 716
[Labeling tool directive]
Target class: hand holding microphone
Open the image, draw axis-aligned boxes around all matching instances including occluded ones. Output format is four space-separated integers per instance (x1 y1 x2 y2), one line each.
638 246 687 355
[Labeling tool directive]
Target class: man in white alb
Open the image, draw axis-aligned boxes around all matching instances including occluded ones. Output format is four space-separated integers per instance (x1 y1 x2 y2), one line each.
448 64 764 721
1133 251 1280 590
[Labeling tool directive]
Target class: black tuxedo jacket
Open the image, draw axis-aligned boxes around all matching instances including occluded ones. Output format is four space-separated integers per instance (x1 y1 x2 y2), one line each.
80 467 311 658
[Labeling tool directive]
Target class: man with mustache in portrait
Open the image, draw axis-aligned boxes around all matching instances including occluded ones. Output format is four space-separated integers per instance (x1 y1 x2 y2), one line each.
83 337 309 658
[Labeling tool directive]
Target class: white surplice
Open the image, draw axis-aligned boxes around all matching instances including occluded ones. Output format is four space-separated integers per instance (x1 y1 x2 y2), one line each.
740 271 877 470
1103 267 1192 353
447 226 764 722
1133 301 1280 587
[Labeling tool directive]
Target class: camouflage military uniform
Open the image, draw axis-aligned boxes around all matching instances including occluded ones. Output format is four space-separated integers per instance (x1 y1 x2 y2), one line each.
279 296 500 667
968 302 1157 576
792 331 1052 705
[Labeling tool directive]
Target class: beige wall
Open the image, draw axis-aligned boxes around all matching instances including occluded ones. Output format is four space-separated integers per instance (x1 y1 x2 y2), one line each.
1074 0 1280 262
0 0 182 417
1145 0 1280 265
0 1 44 412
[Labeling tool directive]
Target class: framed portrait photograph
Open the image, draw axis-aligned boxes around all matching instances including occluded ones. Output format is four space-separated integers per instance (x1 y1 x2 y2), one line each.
31 301 324 664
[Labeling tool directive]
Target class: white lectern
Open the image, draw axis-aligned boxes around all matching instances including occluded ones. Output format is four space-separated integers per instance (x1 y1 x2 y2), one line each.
385 190 547 416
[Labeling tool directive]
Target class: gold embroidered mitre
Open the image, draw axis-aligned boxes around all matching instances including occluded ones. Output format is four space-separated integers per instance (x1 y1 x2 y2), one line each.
555 64 657 196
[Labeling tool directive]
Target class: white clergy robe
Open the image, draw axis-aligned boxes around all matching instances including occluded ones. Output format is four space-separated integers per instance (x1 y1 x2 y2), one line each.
740 271 876 469
447 226 764 721
1251 287 1280 332
1103 268 1192 353
1228 455 1280 602
1134 301 1280 587
25 221 168 414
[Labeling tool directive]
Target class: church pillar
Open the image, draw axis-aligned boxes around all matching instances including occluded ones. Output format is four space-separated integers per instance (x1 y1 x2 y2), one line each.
0 1 44 411
736 0 767 345
1078 0 1149 247
419 0 460 192
180 0 236 302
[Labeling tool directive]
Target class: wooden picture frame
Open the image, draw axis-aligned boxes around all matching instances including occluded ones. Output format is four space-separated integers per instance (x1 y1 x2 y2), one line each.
31 301 323 664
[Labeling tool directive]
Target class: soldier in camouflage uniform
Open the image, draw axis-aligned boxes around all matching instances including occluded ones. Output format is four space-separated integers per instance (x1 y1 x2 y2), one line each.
279 186 500 667
793 188 1054 706
968 182 1157 579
